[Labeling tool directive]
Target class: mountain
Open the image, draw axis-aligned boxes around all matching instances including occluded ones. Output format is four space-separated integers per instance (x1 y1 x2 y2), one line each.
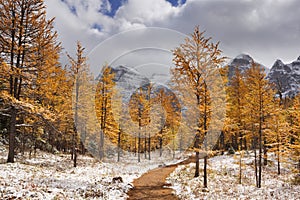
107 65 175 103
227 54 300 97
106 55 300 100
267 56 300 97
227 53 267 80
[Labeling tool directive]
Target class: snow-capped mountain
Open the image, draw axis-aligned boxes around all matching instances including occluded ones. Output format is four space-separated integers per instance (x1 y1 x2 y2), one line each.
227 54 300 97
267 56 300 97
106 55 300 99
227 53 267 80
108 65 174 102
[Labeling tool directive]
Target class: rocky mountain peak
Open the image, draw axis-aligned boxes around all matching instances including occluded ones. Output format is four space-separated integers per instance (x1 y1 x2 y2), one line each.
267 57 300 97
227 54 265 80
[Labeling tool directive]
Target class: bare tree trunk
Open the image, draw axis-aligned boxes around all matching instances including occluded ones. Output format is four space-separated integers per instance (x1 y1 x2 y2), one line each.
263 137 268 166
148 133 151 160
159 134 163 157
7 106 16 163
194 133 200 177
74 148 77 167
277 134 280 175
138 123 141 162
258 128 262 188
99 130 104 160
239 147 242 184
117 128 121 162
204 155 207 188
253 138 258 187
144 132 147 159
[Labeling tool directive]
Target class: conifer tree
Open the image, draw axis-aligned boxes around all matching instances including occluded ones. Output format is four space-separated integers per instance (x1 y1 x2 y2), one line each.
95 65 116 160
244 62 275 188
0 0 61 162
171 26 225 187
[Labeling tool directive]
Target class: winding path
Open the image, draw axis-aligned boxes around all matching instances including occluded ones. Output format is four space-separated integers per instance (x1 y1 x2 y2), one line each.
127 156 195 200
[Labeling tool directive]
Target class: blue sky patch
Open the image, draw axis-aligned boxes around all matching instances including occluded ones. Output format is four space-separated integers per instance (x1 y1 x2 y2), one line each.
91 23 102 31
166 0 186 7
104 0 128 17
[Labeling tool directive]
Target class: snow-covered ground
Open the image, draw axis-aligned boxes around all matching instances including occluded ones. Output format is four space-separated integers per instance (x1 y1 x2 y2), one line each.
167 152 300 200
0 145 186 200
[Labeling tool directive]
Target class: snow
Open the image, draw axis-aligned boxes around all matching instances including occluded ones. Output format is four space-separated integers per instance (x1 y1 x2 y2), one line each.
0 147 186 200
235 53 254 61
167 152 300 200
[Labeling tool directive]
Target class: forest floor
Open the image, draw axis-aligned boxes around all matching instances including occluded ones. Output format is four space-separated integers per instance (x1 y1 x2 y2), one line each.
167 151 300 199
0 143 187 200
1 143 299 199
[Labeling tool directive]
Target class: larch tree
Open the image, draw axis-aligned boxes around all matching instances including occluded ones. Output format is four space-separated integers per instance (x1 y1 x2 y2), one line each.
0 0 61 163
227 67 248 150
227 67 248 184
244 62 275 188
289 94 300 171
68 42 86 166
266 98 290 175
171 26 225 188
129 85 151 162
95 65 116 160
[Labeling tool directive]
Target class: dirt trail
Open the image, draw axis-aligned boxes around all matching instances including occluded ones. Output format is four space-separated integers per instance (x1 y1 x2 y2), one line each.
127 156 195 200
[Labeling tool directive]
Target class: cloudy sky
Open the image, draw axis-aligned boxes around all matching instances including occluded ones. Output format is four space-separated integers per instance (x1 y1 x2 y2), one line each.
44 0 300 71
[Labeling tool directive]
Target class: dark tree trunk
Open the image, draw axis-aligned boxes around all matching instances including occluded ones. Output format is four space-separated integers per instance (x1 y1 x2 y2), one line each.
263 137 268 166
253 138 258 187
220 131 225 155
7 106 16 163
138 123 141 162
73 148 77 167
159 135 163 157
148 133 151 160
277 134 280 175
204 155 208 188
99 130 104 160
117 128 121 162
144 133 147 159
194 133 200 177
258 128 262 188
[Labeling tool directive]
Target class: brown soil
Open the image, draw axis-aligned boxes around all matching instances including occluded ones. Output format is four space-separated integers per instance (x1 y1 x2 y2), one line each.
127 156 196 200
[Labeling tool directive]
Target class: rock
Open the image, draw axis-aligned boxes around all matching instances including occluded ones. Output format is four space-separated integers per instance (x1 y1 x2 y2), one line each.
112 176 123 183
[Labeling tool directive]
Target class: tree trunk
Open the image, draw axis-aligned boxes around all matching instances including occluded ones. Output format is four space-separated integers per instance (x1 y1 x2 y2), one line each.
144 133 147 159
239 148 242 184
263 137 268 166
7 106 16 163
194 133 200 177
204 155 208 188
254 138 258 187
148 133 151 160
258 129 262 188
73 148 77 167
138 126 141 162
277 134 280 175
159 135 163 157
117 129 121 162
99 130 104 160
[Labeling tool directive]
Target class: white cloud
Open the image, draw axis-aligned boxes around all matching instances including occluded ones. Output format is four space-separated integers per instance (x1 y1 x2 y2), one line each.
115 0 180 25
44 0 300 68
